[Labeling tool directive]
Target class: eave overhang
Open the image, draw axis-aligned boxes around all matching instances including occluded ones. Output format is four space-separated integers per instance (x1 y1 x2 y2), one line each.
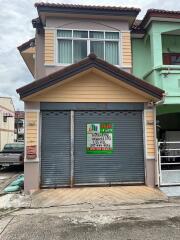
17 54 164 100
18 38 35 76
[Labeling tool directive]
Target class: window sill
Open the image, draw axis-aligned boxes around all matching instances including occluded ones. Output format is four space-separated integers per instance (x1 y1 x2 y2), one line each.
44 63 123 68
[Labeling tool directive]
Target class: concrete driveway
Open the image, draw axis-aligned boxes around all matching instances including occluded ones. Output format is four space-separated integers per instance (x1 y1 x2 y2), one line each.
31 186 167 209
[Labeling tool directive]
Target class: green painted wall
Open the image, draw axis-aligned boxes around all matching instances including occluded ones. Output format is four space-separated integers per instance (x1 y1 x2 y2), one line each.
132 21 180 111
132 37 152 79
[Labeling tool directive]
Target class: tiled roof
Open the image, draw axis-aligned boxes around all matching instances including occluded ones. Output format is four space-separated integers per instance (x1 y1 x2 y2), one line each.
146 9 180 15
35 2 140 12
140 9 180 28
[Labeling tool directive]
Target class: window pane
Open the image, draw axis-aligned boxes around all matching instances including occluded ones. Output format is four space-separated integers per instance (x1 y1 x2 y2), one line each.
58 40 72 64
171 55 180 65
73 40 87 63
105 41 119 65
57 30 72 38
105 32 119 39
90 31 104 39
73 31 88 38
90 41 104 59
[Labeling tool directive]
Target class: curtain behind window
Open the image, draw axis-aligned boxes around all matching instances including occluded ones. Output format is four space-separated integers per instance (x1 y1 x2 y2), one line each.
105 32 119 39
58 40 72 64
57 30 72 38
90 31 104 39
105 41 119 65
90 41 104 59
73 40 87 63
73 31 88 38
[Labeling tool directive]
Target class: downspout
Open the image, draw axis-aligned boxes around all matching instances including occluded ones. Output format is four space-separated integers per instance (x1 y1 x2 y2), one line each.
154 93 166 106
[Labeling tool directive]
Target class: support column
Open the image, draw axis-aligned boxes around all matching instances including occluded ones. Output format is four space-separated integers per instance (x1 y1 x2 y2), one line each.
144 104 157 187
24 102 40 192
150 30 163 68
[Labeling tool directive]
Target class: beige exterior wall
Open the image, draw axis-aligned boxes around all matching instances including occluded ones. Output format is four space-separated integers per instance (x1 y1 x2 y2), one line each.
35 17 131 79
24 102 40 191
122 31 132 68
0 97 15 150
144 108 157 187
46 17 129 30
44 29 55 65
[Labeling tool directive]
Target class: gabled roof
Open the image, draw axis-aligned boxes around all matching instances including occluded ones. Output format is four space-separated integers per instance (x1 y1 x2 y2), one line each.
17 54 164 100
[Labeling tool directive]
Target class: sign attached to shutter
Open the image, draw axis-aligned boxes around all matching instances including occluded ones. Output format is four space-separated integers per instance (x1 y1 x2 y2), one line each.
87 123 113 154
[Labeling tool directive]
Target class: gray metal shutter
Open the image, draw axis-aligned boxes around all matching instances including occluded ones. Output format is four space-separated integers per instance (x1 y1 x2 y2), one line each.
41 111 71 187
74 111 144 185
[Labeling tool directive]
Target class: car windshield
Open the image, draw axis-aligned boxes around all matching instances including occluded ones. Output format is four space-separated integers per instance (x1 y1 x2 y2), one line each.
3 143 24 152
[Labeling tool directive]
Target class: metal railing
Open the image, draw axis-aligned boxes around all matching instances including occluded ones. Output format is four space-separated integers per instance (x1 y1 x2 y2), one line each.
158 141 180 186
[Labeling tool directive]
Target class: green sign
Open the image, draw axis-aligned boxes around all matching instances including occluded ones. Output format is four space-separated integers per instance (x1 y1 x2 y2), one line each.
87 123 113 154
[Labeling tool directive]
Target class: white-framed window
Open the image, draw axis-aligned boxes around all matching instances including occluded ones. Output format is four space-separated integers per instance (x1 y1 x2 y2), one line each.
57 29 120 66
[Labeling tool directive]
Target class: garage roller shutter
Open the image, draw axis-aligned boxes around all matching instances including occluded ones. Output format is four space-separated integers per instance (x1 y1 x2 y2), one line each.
74 111 144 185
41 111 71 187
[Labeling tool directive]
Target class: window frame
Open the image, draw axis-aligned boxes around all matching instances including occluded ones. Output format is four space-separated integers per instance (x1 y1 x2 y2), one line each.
56 29 121 67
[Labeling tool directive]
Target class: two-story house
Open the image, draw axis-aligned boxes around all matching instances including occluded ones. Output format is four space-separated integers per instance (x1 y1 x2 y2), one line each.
132 9 180 186
17 3 164 192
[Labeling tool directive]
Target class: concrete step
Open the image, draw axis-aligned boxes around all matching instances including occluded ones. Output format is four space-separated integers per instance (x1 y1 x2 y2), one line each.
160 186 180 197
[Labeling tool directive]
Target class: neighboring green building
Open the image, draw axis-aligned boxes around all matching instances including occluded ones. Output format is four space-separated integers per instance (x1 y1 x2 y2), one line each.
132 9 180 139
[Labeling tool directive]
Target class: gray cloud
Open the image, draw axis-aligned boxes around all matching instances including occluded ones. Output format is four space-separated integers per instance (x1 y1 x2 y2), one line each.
0 0 179 109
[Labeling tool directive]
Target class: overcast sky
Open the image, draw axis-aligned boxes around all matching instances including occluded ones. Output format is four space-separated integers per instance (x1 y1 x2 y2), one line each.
0 0 179 110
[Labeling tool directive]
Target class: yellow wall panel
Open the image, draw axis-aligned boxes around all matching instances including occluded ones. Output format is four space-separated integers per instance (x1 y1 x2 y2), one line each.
122 31 132 67
145 110 156 158
25 111 38 150
31 72 148 103
44 29 54 65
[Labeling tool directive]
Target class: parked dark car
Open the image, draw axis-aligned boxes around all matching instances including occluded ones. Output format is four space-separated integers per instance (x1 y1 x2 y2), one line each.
0 143 24 168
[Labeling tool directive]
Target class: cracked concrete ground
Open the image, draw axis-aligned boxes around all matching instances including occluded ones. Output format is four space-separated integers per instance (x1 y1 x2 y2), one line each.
1 202 180 239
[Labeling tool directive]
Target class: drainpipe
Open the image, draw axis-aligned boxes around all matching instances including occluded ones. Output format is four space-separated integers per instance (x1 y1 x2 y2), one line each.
154 93 166 106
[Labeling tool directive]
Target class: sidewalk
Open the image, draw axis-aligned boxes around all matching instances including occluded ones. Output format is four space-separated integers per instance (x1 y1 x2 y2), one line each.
30 185 167 208
0 185 167 210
